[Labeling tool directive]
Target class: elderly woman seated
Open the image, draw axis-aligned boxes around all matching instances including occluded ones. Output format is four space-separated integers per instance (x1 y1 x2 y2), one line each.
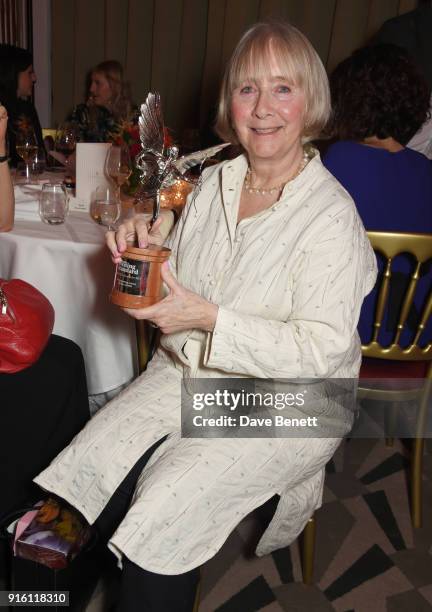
34 22 376 611
323 44 432 346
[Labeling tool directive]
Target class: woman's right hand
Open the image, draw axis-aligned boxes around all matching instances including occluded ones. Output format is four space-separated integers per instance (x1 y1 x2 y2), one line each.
106 212 169 264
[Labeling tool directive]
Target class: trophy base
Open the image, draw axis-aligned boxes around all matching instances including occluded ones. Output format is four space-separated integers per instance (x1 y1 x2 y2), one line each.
110 290 163 309
110 245 171 310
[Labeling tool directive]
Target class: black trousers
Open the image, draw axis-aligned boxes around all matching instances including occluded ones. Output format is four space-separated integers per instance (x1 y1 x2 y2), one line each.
0 335 90 596
94 438 200 612
0 334 90 519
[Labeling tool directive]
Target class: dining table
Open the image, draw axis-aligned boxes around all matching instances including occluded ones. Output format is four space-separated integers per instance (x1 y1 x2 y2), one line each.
0 178 137 396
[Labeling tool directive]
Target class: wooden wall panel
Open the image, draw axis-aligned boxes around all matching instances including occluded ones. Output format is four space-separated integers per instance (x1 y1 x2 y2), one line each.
0 0 28 47
52 0 76 125
151 0 185 126
283 0 337 64
174 0 208 133
398 0 418 14
125 0 154 109
74 0 105 103
199 0 228 130
326 0 371 73
105 0 129 64
50 0 419 134
366 0 400 41
219 0 260 68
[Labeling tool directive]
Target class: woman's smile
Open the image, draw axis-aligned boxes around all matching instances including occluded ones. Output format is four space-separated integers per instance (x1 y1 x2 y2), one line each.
250 126 283 134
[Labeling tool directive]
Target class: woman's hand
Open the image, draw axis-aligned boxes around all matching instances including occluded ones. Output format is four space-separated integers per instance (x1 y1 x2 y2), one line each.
106 211 171 264
122 262 218 334
0 105 8 153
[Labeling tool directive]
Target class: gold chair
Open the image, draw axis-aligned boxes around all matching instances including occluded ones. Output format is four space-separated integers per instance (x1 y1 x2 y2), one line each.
359 231 432 528
135 320 151 375
42 128 57 140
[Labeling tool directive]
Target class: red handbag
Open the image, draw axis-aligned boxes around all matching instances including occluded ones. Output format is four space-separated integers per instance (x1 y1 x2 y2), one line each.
0 279 55 374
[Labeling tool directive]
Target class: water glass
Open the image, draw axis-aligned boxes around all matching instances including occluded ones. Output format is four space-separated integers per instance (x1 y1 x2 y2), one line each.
89 186 121 229
39 183 69 225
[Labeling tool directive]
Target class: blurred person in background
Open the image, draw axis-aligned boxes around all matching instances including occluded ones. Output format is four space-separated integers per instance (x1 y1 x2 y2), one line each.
375 1 432 159
0 44 44 167
68 60 135 142
324 44 431 233
323 43 432 346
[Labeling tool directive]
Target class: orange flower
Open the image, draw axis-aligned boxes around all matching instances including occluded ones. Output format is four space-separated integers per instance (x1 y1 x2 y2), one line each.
163 127 173 147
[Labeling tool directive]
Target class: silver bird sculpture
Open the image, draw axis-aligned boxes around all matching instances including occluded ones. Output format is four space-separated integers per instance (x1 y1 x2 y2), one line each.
135 92 229 223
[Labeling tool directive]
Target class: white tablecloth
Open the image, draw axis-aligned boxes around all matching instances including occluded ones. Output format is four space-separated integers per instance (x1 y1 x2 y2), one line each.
0 183 137 394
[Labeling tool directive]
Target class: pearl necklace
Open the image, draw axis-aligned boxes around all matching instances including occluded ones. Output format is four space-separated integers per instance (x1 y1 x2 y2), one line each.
243 150 310 196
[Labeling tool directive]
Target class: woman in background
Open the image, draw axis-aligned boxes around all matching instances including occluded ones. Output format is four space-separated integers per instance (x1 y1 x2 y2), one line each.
0 105 14 231
0 44 44 167
324 44 431 232
323 44 432 345
68 60 135 142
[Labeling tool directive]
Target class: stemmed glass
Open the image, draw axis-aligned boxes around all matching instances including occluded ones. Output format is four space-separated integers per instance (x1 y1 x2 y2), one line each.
89 185 121 230
55 124 77 172
105 144 131 203
15 127 38 183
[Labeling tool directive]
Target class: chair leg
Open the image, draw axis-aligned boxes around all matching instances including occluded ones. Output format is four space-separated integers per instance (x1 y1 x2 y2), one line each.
384 402 398 447
302 516 316 585
411 438 424 528
411 378 431 528
135 320 150 375
192 571 201 612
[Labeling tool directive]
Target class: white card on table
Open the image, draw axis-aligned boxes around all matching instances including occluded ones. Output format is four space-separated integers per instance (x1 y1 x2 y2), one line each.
75 143 111 210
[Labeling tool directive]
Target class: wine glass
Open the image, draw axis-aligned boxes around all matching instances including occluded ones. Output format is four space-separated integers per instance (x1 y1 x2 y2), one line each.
55 124 77 173
15 127 38 183
89 185 121 229
105 144 131 203
32 148 46 175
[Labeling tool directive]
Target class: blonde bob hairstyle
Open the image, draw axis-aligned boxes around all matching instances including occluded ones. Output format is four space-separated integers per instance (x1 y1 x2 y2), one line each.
215 21 331 144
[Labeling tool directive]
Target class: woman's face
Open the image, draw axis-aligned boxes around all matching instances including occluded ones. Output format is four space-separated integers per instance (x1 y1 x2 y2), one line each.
89 72 112 107
230 51 305 165
17 65 36 98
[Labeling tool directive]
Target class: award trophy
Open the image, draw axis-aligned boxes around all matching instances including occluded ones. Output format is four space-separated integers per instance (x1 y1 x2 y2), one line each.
110 92 228 309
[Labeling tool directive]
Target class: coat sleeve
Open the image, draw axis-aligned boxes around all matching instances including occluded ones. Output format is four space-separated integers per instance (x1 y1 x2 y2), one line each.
204 208 377 378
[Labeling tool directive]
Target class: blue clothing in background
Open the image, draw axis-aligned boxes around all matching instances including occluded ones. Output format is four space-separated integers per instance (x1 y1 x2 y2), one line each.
323 140 432 346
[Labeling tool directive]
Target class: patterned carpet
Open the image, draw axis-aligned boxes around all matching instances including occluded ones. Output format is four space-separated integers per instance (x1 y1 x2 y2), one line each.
3 431 431 611
198 437 432 612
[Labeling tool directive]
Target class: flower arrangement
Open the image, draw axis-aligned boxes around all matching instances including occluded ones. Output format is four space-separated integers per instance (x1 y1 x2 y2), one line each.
113 121 174 197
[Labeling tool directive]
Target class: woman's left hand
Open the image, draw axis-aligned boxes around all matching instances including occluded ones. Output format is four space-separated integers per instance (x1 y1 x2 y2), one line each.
123 262 218 334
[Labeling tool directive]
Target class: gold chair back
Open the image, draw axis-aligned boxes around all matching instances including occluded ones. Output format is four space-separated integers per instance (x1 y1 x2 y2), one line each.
360 231 432 529
363 231 432 364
